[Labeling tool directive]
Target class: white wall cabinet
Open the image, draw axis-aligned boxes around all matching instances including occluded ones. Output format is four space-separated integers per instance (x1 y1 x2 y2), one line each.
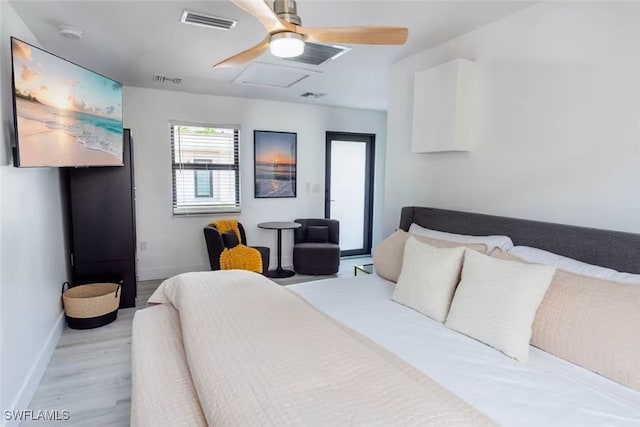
411 58 475 153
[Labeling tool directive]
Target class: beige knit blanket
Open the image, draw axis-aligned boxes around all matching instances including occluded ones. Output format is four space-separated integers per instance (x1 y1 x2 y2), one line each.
141 270 494 426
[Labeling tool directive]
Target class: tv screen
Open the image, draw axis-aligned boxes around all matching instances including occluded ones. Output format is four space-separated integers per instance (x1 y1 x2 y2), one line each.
11 37 123 167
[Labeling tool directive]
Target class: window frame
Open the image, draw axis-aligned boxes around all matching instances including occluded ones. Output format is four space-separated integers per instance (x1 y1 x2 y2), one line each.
170 122 241 215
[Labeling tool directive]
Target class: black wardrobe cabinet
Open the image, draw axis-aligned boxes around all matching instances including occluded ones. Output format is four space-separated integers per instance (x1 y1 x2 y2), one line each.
65 128 137 308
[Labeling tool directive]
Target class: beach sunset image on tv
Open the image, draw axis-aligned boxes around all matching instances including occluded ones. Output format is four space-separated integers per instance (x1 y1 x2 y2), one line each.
254 131 297 198
11 38 123 167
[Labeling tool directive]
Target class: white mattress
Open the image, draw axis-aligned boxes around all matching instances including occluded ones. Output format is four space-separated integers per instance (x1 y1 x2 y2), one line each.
289 275 640 427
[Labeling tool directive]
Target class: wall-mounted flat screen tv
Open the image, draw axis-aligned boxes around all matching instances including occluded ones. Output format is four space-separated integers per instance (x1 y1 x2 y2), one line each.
11 37 123 167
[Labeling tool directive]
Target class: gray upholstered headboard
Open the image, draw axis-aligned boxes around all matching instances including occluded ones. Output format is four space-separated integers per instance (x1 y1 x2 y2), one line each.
399 206 640 274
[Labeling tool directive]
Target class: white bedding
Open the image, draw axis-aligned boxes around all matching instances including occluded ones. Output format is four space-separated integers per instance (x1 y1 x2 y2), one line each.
289 275 640 427
139 271 493 426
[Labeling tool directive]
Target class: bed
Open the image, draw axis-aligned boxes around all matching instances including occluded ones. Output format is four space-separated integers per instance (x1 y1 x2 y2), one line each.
131 207 640 426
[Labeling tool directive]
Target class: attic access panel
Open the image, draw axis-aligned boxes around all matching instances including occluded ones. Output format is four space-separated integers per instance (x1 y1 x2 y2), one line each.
233 62 320 88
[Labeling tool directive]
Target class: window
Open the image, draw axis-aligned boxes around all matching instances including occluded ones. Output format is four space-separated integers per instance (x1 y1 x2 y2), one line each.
171 123 240 215
193 159 213 198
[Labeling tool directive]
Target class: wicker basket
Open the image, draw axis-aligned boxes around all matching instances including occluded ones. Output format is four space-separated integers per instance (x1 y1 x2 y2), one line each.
62 281 121 329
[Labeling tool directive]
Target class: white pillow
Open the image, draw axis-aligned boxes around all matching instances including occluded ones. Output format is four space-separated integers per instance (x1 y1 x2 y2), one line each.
409 223 514 252
508 246 640 284
392 236 466 322
445 250 556 362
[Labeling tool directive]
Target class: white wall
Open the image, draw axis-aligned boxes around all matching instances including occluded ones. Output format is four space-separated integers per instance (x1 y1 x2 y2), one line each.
0 1 68 423
124 86 386 280
384 2 640 236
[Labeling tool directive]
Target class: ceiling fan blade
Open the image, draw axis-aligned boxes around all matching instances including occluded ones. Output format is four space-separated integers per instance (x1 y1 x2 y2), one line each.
213 37 270 69
229 0 293 33
299 26 409 45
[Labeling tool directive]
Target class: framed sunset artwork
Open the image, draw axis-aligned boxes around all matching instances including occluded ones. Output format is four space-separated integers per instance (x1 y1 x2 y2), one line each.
254 130 297 198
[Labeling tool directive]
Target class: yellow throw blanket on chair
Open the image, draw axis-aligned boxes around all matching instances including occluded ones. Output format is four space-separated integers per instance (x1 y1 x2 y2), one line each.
212 220 263 273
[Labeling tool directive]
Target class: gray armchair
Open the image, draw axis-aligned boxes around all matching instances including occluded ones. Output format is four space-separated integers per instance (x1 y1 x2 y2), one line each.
293 219 340 275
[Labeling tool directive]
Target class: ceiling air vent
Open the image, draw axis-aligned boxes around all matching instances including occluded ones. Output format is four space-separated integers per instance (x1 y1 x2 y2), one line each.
301 92 327 99
180 10 237 31
284 42 350 66
152 75 183 85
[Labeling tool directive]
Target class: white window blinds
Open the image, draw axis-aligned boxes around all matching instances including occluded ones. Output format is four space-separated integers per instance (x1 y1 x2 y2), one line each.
170 123 240 215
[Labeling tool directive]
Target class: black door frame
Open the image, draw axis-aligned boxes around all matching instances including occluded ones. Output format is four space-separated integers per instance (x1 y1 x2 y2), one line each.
325 131 376 257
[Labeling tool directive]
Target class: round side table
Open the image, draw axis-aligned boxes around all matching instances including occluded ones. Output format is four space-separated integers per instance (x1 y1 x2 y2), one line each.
257 221 301 278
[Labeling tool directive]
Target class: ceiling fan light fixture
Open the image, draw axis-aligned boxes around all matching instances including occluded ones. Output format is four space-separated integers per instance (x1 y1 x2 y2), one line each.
270 32 305 58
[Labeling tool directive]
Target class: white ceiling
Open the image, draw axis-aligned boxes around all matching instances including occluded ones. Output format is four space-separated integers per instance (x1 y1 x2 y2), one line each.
9 0 533 111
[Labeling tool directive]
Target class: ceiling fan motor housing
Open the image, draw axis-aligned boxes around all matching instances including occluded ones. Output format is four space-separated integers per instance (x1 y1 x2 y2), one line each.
273 0 301 26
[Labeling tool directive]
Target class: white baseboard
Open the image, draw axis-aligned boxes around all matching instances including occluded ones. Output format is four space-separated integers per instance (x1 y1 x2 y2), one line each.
269 256 292 270
138 257 293 282
2 311 65 427
138 264 210 281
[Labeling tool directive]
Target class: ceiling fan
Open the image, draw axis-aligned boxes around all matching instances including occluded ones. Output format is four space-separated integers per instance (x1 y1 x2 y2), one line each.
213 0 409 68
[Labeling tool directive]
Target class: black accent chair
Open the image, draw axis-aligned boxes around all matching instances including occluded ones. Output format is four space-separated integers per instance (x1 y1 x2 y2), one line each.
293 219 340 275
203 223 270 274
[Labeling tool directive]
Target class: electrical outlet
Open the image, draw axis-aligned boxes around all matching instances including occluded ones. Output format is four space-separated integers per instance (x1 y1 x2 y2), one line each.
140 241 147 251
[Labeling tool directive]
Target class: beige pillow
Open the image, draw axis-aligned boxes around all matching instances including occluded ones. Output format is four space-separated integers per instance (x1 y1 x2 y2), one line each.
392 237 466 322
373 229 487 283
492 250 640 391
445 250 556 362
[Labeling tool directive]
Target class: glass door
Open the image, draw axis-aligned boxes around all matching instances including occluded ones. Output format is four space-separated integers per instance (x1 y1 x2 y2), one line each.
325 132 375 256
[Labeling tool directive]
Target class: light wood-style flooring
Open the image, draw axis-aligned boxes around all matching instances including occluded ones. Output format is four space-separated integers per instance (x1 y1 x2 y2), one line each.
25 257 372 426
